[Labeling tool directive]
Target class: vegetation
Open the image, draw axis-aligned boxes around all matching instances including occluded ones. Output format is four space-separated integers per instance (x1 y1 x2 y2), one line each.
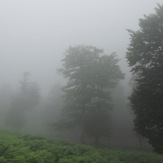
126 4 163 153
0 130 163 163
55 45 124 145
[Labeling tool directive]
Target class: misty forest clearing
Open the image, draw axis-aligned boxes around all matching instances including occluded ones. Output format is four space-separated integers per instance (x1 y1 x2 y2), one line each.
1 1 163 162
0 130 163 163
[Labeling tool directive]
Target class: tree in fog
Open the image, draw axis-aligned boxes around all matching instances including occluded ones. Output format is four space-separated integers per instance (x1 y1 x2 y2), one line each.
126 4 163 153
20 73 40 110
41 84 63 136
6 72 40 131
56 45 124 145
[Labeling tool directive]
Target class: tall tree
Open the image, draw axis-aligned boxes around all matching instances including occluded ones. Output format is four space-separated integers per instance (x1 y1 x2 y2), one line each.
20 72 40 110
56 45 124 145
6 72 40 131
126 4 163 153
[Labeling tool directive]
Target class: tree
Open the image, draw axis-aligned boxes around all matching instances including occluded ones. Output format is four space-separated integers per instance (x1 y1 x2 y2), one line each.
126 4 163 153
41 84 63 137
20 72 40 111
56 45 124 145
6 72 40 131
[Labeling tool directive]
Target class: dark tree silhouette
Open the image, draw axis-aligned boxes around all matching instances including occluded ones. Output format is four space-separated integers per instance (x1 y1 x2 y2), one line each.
126 4 163 153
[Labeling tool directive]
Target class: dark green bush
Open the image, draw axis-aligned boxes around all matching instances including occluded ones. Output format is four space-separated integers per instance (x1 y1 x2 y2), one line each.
0 130 163 163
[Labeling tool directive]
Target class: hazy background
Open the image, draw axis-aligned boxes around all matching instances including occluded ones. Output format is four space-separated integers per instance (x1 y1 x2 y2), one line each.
1 0 162 95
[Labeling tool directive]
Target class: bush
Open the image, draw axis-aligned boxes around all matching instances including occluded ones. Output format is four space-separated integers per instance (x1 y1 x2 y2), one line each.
0 130 163 163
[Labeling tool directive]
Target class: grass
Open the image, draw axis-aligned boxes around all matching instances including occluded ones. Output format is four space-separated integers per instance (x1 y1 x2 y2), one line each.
0 130 163 163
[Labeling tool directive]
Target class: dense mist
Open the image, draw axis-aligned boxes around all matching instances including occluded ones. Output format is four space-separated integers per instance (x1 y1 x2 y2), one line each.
1 0 161 93
0 0 163 152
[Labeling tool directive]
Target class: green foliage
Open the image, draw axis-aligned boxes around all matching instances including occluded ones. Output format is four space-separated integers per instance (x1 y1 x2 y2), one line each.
0 130 163 163
56 45 124 145
126 4 163 153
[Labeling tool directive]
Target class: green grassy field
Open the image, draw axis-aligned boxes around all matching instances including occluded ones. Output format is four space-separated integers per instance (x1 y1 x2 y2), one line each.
0 130 163 163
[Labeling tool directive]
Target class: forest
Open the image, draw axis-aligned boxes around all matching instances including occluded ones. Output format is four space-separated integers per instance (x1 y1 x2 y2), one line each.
0 1 163 162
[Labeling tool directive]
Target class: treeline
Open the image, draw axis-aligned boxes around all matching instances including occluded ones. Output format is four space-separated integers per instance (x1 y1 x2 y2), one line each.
0 70 137 149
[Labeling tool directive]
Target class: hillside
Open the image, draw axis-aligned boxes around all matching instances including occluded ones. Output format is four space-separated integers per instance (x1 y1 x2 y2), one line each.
0 130 163 163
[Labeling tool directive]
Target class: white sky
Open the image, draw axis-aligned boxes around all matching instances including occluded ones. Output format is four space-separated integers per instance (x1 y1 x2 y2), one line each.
0 0 162 94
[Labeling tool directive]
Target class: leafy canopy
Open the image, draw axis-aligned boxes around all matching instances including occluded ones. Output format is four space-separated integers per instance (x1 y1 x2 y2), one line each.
57 45 124 145
126 4 163 153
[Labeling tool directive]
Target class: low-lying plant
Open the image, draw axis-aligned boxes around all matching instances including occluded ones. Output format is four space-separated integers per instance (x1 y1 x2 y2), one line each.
0 130 162 163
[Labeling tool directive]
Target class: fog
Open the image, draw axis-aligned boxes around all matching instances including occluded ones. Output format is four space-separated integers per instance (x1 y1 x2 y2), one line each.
0 0 161 93
0 0 162 150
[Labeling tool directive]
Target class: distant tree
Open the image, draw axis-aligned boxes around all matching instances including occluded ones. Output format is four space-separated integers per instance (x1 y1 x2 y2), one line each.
55 45 124 145
42 84 63 136
21 73 40 110
126 4 163 153
6 72 40 131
